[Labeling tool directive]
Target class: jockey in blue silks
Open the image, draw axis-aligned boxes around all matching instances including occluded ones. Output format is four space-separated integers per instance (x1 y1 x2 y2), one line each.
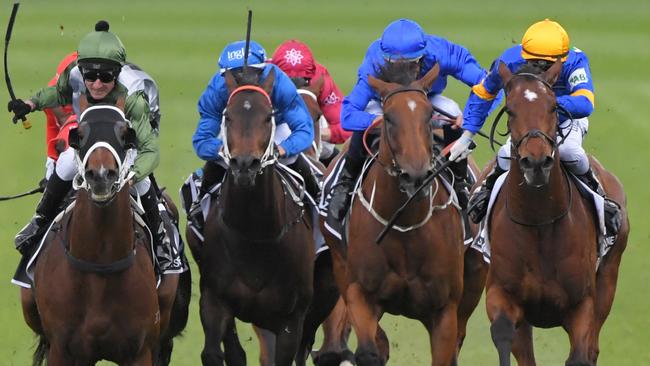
450 19 620 236
327 18 489 222
190 40 316 231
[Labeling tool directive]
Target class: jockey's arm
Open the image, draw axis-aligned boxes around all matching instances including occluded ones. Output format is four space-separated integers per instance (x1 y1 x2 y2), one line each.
193 74 227 161
271 68 313 157
30 63 76 111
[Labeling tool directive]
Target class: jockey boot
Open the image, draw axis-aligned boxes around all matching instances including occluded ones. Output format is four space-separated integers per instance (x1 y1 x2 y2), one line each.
467 164 507 224
289 154 321 200
189 161 227 233
15 173 71 256
141 185 171 273
449 158 471 211
327 156 363 223
576 168 622 236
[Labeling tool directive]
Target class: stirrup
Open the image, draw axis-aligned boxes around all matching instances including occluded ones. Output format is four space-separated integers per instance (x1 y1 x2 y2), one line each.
603 198 621 236
468 188 490 224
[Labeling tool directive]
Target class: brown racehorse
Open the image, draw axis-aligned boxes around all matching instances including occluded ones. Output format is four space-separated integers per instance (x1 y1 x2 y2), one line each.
485 61 629 366
21 106 187 365
321 61 467 366
198 68 315 366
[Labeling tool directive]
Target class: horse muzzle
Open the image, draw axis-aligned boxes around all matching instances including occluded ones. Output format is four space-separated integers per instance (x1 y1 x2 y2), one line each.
519 155 554 187
84 168 119 203
230 155 262 187
398 169 430 199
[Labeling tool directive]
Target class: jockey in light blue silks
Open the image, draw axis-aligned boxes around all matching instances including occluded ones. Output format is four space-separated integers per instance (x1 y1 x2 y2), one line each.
327 18 490 223
449 19 621 236
190 40 316 231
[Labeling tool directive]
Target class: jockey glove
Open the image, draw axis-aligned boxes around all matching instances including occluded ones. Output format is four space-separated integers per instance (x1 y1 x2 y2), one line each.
7 99 32 123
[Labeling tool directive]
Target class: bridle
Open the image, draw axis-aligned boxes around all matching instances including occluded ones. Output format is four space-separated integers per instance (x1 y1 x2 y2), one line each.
489 72 573 160
366 86 434 178
219 85 277 169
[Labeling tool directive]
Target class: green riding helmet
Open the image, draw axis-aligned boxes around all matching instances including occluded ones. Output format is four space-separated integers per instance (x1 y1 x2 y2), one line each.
77 27 126 72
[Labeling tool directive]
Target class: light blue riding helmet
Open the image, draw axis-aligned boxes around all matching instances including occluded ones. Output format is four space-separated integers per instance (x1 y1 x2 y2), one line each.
380 19 427 61
218 40 267 73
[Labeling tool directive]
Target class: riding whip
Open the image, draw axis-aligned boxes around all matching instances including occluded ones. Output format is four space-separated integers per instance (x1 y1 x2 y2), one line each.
4 2 31 129
243 10 252 70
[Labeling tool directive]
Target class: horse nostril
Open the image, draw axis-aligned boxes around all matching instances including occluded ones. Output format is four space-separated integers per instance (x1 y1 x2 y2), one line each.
106 169 119 181
85 169 96 182
231 155 256 171
519 157 533 170
542 156 554 170
399 171 411 184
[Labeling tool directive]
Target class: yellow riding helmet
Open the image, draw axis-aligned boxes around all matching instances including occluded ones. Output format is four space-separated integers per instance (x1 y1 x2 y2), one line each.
521 19 570 62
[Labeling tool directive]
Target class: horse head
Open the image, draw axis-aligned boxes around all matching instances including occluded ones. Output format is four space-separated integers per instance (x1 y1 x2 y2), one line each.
221 67 276 187
69 105 136 204
367 62 440 196
499 59 562 187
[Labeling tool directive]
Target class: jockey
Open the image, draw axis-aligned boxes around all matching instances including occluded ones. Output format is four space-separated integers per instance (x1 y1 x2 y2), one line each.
327 18 488 223
8 22 171 270
271 39 351 163
190 40 316 231
452 19 621 236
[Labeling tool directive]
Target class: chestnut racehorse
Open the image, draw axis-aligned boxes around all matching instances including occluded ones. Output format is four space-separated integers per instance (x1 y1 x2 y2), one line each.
484 61 629 366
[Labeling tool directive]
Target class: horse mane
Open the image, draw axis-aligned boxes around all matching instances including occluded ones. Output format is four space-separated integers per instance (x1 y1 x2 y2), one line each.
375 61 420 86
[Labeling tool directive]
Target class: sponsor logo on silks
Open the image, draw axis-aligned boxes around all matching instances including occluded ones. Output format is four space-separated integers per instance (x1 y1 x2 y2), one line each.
568 68 589 89
227 48 246 61
324 92 340 105
284 48 304 66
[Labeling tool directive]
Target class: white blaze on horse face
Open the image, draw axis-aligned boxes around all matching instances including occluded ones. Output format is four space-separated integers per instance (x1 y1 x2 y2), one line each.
407 99 417 112
243 100 252 110
524 89 538 102
98 165 107 178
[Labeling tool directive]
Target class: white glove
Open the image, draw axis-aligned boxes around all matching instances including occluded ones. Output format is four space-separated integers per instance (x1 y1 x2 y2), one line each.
448 130 475 162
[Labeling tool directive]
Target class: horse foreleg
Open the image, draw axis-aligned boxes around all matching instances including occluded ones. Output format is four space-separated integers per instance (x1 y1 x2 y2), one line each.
275 313 307 366
346 283 383 366
223 319 246 366
199 292 232 366
312 296 355 366
487 286 524 366
127 347 154 366
424 304 458 366
456 248 488 356
511 322 536 366
254 326 276 366
563 298 597 366
21 287 43 334
45 344 75 366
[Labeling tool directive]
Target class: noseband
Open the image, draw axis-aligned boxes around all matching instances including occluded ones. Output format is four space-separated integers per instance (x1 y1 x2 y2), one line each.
220 85 277 169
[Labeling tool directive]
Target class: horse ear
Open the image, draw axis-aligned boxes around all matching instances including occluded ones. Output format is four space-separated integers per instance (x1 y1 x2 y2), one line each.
68 127 80 149
417 63 440 91
261 68 275 95
498 61 513 87
367 74 391 98
223 70 238 94
308 75 325 95
543 58 563 86
124 126 137 149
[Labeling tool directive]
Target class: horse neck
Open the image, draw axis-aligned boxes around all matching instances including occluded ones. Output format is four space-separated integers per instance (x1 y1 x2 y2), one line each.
506 159 570 222
69 188 134 261
220 167 286 235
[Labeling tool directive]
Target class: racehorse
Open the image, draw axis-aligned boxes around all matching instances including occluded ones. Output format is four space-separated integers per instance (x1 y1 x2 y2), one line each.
484 60 629 365
198 67 315 366
22 106 189 365
321 61 468 366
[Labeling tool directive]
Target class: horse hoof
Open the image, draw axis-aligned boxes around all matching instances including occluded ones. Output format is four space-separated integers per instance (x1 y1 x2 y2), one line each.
313 351 355 366
355 351 382 366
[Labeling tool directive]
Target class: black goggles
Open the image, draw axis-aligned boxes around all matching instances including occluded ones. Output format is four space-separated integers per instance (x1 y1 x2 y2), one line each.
82 70 116 83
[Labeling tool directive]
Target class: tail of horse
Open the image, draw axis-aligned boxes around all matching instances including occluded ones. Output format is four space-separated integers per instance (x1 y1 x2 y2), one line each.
156 269 192 366
32 335 48 366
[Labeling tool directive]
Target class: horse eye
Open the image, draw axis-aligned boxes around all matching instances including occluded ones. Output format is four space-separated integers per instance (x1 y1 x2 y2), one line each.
266 114 273 123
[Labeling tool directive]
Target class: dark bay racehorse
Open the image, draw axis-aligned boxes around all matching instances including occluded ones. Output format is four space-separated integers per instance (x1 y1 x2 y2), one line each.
321 62 467 366
22 106 188 365
485 61 629 366
198 68 315 366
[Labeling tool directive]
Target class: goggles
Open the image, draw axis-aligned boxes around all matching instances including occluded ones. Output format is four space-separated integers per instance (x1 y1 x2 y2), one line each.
82 70 117 83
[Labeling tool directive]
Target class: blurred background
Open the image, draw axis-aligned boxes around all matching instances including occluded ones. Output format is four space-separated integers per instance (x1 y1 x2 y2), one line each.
0 0 648 364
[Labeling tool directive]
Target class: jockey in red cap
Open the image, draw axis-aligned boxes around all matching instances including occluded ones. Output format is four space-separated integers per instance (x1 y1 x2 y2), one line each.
271 40 351 146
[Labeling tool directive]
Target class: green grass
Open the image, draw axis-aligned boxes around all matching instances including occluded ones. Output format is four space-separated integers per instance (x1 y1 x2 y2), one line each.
1 0 648 364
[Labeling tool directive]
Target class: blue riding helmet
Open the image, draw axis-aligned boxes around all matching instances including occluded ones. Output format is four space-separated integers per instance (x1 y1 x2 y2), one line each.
218 40 267 73
380 19 427 61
